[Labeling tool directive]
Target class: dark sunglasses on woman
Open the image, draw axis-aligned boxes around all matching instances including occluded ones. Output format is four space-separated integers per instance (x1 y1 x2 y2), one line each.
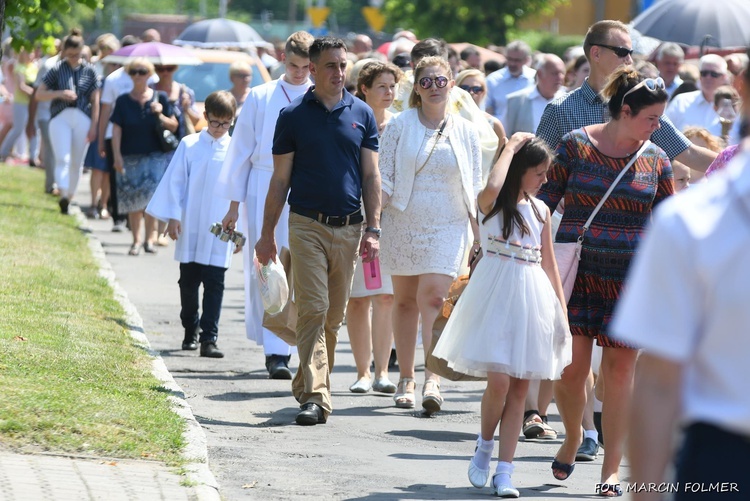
459 85 484 94
419 75 449 90
128 68 149 76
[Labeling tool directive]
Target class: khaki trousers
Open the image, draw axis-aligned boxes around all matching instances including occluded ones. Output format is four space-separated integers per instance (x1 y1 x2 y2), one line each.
288 212 361 414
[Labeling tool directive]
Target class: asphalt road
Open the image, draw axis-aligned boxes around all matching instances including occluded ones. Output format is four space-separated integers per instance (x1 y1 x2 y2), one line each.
80 176 625 500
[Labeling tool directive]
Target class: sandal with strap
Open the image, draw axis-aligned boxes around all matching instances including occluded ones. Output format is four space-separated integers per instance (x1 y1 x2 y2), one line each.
422 378 443 415
393 378 416 408
128 243 142 256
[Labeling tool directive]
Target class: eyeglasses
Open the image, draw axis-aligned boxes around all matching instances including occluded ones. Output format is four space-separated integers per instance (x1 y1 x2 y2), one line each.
592 43 633 59
621 77 665 106
232 73 251 79
128 68 149 76
208 119 233 129
459 85 484 94
700 70 724 78
155 65 177 73
418 75 449 90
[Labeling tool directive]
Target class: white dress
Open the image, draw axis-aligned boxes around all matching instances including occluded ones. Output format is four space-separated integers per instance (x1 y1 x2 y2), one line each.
215 78 310 346
380 124 469 278
432 198 572 380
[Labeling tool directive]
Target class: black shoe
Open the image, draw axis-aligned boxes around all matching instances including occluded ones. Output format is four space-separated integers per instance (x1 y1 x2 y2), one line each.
182 329 199 350
200 342 224 358
575 437 600 461
295 403 326 426
59 197 69 214
266 355 292 379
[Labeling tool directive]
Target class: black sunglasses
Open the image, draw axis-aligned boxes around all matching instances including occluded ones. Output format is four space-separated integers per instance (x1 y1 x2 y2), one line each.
700 70 724 78
592 43 633 58
459 85 484 94
128 68 149 76
155 65 177 73
418 75 449 89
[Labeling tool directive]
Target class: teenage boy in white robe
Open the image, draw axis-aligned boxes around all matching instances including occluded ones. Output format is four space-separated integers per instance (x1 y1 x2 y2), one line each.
216 31 314 379
147 91 241 358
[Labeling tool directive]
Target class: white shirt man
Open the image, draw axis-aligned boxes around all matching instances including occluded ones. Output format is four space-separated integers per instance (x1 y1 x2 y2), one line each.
485 41 536 122
215 32 314 379
503 53 566 135
612 151 750 500
655 42 684 98
666 54 729 137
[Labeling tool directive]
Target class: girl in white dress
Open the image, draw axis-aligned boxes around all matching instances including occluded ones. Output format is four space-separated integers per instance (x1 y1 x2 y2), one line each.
432 133 571 497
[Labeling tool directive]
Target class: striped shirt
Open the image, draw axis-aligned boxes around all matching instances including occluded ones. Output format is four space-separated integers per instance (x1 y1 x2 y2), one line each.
43 60 100 119
535 79 690 160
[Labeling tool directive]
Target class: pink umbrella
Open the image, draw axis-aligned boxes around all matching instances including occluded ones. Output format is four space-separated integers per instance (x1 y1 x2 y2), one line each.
103 42 202 66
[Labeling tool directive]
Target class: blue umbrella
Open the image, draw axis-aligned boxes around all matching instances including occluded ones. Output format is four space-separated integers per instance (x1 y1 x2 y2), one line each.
173 18 266 49
631 0 750 48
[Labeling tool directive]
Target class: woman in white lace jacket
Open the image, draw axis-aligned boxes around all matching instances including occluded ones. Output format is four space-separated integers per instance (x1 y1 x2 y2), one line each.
379 56 482 414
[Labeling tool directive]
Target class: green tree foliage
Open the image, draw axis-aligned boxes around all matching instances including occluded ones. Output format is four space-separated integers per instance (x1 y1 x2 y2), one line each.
383 0 567 46
0 0 102 53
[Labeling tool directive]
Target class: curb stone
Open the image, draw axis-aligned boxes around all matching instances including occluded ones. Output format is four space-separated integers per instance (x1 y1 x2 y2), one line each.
78 208 221 501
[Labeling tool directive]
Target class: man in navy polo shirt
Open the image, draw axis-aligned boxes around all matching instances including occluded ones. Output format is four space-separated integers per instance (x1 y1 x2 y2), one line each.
255 37 381 426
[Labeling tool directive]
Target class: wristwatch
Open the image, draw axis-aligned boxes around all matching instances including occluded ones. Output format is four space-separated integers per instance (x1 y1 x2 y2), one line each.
365 227 381 238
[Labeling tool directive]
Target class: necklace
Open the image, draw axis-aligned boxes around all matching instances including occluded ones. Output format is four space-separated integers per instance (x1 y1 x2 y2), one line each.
419 108 445 129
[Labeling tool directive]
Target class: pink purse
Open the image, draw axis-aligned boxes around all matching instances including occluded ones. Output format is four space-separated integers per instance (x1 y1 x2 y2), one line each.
553 140 651 303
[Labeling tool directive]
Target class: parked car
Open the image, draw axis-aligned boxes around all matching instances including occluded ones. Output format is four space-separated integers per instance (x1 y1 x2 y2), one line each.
174 48 271 129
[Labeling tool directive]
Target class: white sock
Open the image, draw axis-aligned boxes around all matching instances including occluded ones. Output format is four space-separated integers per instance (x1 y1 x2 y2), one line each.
584 429 599 442
471 434 494 471
493 461 515 489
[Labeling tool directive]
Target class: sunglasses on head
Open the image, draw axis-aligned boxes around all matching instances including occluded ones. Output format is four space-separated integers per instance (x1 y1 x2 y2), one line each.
700 70 724 78
418 75 449 90
128 68 149 76
621 77 665 107
459 84 484 94
156 65 177 73
592 43 633 58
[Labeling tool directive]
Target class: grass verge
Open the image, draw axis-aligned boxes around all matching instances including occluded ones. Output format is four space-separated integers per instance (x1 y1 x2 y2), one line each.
0 165 185 464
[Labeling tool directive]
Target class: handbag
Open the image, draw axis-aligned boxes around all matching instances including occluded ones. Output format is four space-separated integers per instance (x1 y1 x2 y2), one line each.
151 92 179 152
553 140 651 303
425 275 486 382
261 247 297 346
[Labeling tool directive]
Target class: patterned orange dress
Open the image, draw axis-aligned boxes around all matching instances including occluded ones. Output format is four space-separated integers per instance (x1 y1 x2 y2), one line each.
538 128 674 348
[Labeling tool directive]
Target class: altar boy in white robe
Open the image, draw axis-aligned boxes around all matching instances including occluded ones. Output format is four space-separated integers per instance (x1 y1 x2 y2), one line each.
216 31 314 379
147 91 240 359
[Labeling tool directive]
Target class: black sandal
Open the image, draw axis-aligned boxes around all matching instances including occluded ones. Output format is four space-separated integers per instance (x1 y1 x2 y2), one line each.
143 242 157 254
128 243 142 256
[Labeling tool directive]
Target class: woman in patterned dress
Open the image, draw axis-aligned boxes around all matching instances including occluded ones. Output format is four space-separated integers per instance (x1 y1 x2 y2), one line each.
537 66 673 496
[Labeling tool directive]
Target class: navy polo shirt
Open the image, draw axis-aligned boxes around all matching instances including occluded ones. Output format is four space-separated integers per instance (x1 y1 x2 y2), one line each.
272 87 378 215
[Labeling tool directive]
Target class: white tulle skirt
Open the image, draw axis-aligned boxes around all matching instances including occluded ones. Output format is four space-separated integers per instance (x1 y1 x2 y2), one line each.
431 253 572 380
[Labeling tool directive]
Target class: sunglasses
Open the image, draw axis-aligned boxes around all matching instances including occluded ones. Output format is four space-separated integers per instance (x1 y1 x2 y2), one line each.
232 73 251 78
700 70 724 78
592 43 633 59
621 77 665 106
155 66 177 73
208 119 233 129
128 68 149 76
459 85 484 94
418 75 449 90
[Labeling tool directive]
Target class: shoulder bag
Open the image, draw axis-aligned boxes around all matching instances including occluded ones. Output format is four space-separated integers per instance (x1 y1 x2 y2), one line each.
152 91 179 152
554 140 651 303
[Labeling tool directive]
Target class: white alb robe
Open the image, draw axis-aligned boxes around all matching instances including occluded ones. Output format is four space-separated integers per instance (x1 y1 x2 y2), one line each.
146 130 235 268
215 77 311 346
